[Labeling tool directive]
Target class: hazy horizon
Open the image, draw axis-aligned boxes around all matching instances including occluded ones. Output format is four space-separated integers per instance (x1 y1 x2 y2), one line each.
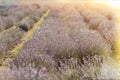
0 0 120 8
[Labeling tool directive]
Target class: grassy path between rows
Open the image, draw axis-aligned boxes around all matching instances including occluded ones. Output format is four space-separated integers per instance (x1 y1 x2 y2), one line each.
0 9 50 70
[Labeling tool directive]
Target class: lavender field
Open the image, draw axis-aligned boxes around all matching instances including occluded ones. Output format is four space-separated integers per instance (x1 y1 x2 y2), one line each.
0 1 119 80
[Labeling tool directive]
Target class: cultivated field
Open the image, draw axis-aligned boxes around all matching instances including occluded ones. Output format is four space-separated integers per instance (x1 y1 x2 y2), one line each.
0 3 119 80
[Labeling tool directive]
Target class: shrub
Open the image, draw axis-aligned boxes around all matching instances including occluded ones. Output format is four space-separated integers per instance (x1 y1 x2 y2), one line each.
98 20 115 45
30 12 42 22
17 18 36 32
11 11 27 21
69 26 112 57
